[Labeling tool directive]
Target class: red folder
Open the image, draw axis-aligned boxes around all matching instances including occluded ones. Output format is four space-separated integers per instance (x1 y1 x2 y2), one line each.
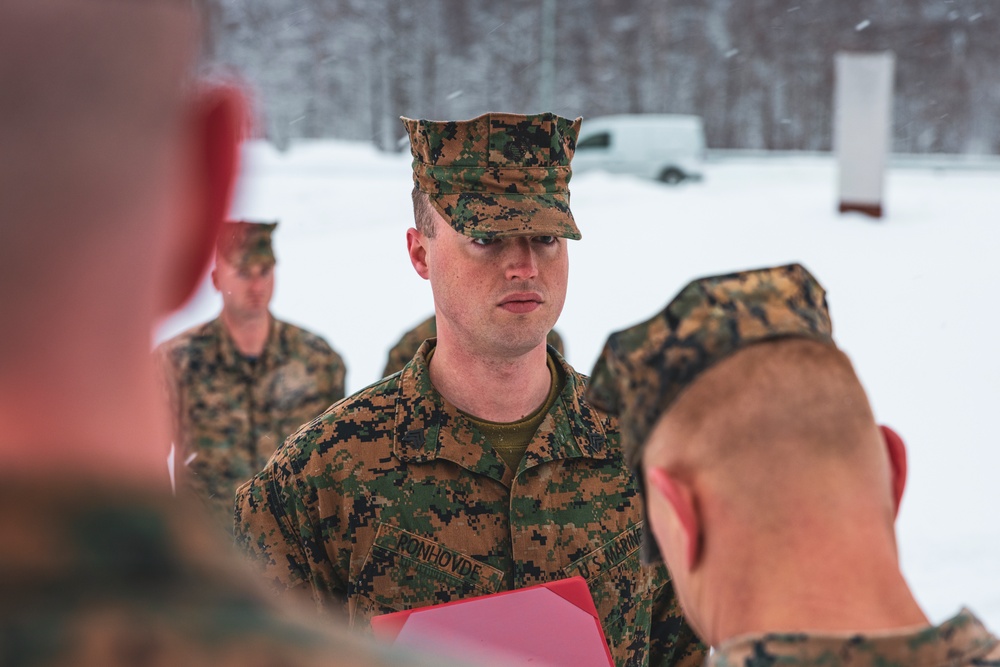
370 576 614 667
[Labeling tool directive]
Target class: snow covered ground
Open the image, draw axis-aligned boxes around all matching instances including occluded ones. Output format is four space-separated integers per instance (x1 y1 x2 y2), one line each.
158 140 1000 629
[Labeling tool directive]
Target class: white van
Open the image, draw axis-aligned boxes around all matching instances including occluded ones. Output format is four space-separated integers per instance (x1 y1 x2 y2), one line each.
573 114 706 184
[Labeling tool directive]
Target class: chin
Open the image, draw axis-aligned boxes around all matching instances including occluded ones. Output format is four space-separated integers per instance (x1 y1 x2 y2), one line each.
489 331 549 357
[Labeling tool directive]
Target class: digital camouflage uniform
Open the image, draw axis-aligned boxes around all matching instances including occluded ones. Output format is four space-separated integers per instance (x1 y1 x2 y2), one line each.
157 316 345 532
382 314 565 378
236 342 704 667
708 610 1000 667
0 481 433 667
156 222 345 532
235 114 706 667
402 112 583 240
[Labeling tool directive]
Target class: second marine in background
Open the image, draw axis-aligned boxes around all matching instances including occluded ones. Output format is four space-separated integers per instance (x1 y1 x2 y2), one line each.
157 221 346 532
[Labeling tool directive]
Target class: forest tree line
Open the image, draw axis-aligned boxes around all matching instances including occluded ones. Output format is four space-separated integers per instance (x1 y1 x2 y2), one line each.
203 0 999 154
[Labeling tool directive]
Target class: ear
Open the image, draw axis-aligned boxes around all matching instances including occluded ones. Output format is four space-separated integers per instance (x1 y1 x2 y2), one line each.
880 424 908 519
163 84 245 313
406 227 431 280
647 466 702 571
210 267 220 292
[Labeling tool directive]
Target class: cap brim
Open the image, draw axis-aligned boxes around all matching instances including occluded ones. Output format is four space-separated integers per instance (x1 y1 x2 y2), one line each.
430 192 582 240
220 252 276 270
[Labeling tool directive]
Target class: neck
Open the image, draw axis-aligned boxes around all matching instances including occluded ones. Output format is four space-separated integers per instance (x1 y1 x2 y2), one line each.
700 517 928 647
221 309 271 356
0 316 172 491
429 337 552 422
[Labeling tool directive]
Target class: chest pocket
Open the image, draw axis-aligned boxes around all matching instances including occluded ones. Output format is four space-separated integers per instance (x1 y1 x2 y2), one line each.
352 523 505 626
563 523 668 667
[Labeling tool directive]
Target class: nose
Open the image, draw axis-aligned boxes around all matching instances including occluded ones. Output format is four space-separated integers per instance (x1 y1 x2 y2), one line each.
248 274 269 294
505 237 539 281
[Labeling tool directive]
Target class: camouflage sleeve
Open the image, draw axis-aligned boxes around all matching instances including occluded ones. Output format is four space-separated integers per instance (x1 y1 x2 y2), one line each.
158 348 211 505
153 345 180 453
648 570 708 667
234 453 346 608
153 344 199 498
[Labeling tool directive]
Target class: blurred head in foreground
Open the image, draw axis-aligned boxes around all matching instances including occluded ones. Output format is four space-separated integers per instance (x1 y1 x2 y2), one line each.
0 0 242 477
588 264 939 651
0 2 419 665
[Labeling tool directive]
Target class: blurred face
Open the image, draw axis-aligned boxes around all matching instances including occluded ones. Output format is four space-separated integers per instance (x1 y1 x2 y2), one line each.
423 216 569 358
213 257 275 320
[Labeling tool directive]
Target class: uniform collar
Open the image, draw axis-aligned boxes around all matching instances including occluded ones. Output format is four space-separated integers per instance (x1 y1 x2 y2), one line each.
212 315 285 372
709 609 998 667
391 340 615 487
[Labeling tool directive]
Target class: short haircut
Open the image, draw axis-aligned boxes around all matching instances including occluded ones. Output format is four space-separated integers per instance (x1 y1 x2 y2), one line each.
647 338 878 477
411 187 437 238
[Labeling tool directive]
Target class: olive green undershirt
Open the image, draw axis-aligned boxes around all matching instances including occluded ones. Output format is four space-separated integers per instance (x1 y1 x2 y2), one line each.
467 355 562 472
428 349 565 472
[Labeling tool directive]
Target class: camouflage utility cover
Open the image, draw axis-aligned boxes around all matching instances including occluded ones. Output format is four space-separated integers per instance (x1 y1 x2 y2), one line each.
588 263 833 473
402 112 583 240
708 610 1000 667
217 220 278 270
236 341 706 667
156 316 345 532
382 314 565 378
0 482 432 667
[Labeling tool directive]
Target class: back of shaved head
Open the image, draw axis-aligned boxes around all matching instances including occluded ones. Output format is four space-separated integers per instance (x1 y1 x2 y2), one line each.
645 338 892 527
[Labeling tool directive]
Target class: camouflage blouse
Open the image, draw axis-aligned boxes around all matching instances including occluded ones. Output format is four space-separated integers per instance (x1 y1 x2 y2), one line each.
157 316 345 531
236 341 705 667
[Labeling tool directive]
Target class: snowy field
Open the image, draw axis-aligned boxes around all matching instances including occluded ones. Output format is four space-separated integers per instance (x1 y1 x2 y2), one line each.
158 140 1000 629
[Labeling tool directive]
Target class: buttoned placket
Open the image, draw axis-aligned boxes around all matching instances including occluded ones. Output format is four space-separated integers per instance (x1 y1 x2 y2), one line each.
391 341 617 590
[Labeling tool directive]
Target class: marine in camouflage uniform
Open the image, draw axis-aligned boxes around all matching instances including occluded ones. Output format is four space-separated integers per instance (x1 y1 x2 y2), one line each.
156 222 345 532
587 264 1000 666
236 113 706 667
382 314 565 378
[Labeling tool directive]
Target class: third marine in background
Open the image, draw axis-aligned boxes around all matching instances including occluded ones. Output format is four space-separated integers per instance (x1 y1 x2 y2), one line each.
383 314 564 378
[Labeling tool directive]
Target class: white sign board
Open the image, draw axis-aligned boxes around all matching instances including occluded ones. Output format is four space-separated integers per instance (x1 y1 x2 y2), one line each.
834 51 895 218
